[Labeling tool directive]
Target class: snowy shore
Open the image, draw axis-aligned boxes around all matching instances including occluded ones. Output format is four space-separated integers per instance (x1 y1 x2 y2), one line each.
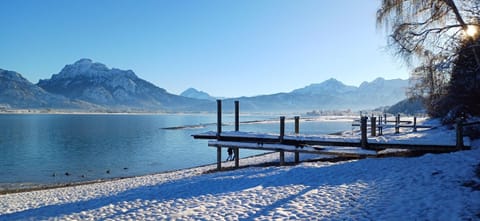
1 120 479 220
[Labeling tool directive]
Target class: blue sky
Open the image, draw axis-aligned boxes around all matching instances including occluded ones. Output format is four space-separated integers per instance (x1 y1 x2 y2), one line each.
0 0 408 97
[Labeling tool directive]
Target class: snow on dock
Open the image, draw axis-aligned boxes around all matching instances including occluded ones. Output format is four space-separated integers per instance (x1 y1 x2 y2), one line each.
1 130 479 220
193 100 471 170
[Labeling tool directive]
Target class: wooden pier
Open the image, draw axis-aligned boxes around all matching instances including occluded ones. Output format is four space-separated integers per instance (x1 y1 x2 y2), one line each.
193 100 471 170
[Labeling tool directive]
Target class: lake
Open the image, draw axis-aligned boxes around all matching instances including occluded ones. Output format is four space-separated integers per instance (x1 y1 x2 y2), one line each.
0 114 352 190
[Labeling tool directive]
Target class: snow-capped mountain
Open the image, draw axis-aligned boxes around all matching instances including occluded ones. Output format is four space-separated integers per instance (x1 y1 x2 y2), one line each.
291 78 357 95
221 77 408 112
355 77 408 107
37 59 212 111
0 69 89 109
180 88 216 101
0 59 408 112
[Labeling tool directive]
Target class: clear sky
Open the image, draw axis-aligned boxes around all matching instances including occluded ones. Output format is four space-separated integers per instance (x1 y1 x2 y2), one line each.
0 0 409 97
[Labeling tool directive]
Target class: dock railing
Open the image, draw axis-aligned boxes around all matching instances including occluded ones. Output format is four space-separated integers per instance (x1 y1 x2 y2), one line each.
193 100 471 170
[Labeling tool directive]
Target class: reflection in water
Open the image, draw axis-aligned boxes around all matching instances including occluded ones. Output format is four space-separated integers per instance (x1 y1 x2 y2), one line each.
0 114 351 189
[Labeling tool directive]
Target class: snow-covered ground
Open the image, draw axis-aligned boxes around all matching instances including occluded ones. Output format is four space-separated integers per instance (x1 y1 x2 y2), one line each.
1 119 479 220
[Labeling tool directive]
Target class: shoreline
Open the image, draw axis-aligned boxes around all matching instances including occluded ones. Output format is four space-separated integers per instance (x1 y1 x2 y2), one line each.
0 128 357 195
0 116 428 196
0 150 359 195
0 116 359 195
0 109 363 118
2 119 478 220
0 152 278 195
0 123 412 195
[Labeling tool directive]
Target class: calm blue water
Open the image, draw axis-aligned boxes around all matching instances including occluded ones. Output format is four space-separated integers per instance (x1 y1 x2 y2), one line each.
0 114 351 189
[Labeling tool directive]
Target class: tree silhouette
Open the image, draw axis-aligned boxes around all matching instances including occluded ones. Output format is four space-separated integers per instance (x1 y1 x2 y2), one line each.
377 0 480 119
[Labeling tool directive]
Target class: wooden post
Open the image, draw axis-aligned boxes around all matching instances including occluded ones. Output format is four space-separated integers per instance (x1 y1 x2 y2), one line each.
456 119 464 150
280 116 285 142
234 148 239 168
294 116 300 134
217 100 222 137
216 146 222 170
279 150 285 166
371 116 376 137
378 115 383 136
395 114 400 134
234 100 239 132
384 113 387 124
360 116 368 148
413 116 417 132
294 116 300 163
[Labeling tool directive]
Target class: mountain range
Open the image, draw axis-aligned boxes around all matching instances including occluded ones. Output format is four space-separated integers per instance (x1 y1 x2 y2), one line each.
0 59 408 113
180 88 217 101
36 59 211 111
207 78 408 112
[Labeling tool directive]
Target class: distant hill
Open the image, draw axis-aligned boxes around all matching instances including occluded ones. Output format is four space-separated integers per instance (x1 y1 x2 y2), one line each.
220 77 408 112
0 69 91 109
180 88 216 101
0 59 408 113
355 78 408 108
386 97 426 115
37 59 213 111
291 78 357 95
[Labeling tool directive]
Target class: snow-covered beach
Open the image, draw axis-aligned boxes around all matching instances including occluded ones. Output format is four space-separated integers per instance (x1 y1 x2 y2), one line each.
1 119 479 220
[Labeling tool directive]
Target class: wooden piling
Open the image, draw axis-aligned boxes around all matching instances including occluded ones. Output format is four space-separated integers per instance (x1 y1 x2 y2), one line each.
294 116 300 163
360 116 368 148
456 119 464 150
413 116 417 132
280 116 285 142
217 100 222 137
378 115 383 136
234 100 239 132
234 147 239 168
294 116 300 134
371 117 376 137
395 114 400 134
279 150 285 166
384 113 387 124
217 146 222 170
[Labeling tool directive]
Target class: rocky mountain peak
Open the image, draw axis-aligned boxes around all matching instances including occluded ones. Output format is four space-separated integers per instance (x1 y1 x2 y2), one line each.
359 77 407 90
0 69 31 84
180 88 216 101
51 59 137 80
291 78 356 95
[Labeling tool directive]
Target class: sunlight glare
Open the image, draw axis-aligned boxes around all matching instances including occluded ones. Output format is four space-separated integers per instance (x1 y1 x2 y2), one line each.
465 25 478 38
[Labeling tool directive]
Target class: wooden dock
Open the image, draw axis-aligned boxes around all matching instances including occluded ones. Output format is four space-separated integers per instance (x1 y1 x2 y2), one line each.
192 100 471 170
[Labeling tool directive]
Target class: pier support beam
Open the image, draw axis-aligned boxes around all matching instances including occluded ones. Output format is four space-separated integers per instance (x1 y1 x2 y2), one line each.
360 116 368 149
217 100 222 137
216 146 222 170
371 117 376 137
279 150 285 166
413 116 417 132
395 114 400 134
294 116 300 134
279 116 285 143
456 119 464 150
294 116 300 163
234 147 239 168
378 115 383 136
235 100 239 132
